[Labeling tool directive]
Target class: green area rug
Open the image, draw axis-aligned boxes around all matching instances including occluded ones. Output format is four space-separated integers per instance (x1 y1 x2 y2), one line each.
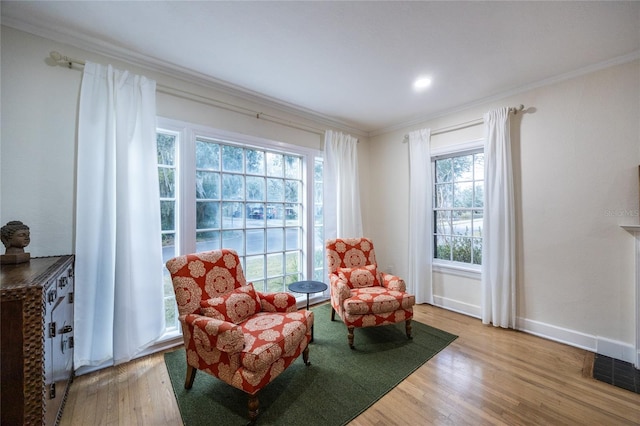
164 304 457 426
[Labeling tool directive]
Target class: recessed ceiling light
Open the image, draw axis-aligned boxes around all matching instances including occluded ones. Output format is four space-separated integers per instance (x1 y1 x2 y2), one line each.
413 76 432 91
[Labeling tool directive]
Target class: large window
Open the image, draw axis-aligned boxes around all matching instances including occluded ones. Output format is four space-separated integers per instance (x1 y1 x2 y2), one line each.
433 148 483 267
157 120 324 333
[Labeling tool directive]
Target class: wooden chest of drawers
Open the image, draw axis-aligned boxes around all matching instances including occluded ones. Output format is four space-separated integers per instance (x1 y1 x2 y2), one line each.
1 255 75 425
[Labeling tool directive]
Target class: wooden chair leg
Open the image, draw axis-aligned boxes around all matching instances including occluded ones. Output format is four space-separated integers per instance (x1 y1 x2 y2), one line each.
302 345 311 366
331 306 336 321
406 319 413 340
184 365 197 389
247 393 259 425
347 326 355 349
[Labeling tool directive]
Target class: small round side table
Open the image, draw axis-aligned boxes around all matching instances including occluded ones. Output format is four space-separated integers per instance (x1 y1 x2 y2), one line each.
288 280 328 342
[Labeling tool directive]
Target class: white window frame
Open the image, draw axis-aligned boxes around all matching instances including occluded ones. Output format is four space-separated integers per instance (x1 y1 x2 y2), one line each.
431 138 484 278
157 117 327 336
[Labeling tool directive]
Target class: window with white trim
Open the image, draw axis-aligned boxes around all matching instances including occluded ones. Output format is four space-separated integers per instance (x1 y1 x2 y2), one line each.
433 147 483 267
157 119 325 333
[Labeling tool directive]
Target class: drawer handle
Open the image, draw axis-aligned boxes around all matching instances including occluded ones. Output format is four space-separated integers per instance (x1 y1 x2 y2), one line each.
61 325 73 334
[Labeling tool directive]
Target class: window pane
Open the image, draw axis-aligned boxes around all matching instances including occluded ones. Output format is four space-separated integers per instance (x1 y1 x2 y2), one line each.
452 210 471 236
267 277 284 293
285 155 301 179
196 171 219 199
285 180 301 203
245 255 264 281
287 203 300 225
222 201 243 225
246 149 264 175
435 183 452 208
435 158 452 183
164 296 177 329
314 182 323 205
246 176 265 201
246 229 264 254
158 168 175 198
286 227 300 250
196 201 219 229
453 182 472 208
222 174 243 200
453 155 472 181
313 248 323 268
267 253 283 277
267 204 281 225
452 237 472 263
222 145 243 172
161 233 175 260
160 201 175 231
472 210 483 237
286 251 300 274
474 153 484 179
474 182 484 208
196 230 220 252
247 203 265 225
473 238 482 265
222 230 244 255
196 140 219 170
314 161 323 180
267 228 284 252
434 210 451 235
157 133 175 166
266 152 283 177
267 178 284 202
314 204 322 225
435 235 451 260
286 274 301 286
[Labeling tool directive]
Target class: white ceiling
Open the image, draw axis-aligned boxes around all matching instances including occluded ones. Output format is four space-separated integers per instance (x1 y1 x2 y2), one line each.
2 1 639 134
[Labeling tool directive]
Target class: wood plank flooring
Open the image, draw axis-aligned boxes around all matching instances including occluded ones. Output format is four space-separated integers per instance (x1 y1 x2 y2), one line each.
60 304 640 425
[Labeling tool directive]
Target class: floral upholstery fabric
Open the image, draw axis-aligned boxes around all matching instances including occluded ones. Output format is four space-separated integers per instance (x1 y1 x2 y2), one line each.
200 284 262 324
337 264 381 288
166 249 313 396
326 238 415 331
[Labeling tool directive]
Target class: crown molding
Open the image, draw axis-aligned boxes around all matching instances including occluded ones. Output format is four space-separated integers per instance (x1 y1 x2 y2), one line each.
1 16 368 138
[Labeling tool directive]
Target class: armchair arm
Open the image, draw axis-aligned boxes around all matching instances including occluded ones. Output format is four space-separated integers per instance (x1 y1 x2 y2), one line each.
329 273 352 313
258 291 298 313
380 272 407 292
182 313 245 353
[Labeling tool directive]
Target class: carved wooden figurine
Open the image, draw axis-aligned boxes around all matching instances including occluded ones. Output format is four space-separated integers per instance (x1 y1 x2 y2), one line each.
1 220 31 264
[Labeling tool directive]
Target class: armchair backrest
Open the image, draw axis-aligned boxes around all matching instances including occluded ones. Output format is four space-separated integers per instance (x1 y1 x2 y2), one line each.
326 237 377 274
165 249 247 317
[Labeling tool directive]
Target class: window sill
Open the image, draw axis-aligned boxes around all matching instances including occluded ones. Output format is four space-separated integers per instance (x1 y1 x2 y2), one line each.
432 260 481 279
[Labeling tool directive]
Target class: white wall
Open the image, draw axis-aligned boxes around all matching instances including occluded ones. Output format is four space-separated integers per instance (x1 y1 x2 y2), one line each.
366 60 640 361
1 26 344 257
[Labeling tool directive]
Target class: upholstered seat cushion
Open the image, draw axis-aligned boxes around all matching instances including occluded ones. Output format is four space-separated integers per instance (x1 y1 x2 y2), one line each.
240 310 312 372
343 287 415 316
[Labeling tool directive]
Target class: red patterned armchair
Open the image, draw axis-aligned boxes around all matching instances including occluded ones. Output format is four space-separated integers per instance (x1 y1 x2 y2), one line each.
326 237 415 349
165 249 313 423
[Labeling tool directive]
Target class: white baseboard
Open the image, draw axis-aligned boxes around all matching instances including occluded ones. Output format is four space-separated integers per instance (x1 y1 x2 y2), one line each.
432 295 481 319
432 297 636 365
595 336 637 364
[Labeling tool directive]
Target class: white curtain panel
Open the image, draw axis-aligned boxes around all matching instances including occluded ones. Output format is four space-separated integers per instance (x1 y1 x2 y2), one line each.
481 107 516 328
323 130 363 239
74 62 165 369
408 129 433 304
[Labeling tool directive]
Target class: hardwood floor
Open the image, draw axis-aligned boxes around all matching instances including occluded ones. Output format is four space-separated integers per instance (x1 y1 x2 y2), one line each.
60 304 640 425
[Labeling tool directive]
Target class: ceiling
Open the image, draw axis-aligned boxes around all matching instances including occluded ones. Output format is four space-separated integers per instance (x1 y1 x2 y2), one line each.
2 1 639 135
